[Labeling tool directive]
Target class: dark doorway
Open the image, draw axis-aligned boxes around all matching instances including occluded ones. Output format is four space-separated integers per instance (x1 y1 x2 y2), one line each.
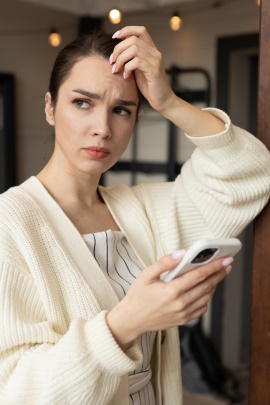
211 33 259 366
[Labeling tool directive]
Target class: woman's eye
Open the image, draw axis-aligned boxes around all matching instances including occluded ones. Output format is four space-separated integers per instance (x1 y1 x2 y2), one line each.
73 99 89 109
113 107 131 116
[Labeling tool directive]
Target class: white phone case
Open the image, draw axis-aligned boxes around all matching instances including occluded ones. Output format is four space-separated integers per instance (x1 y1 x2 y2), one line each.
163 238 242 282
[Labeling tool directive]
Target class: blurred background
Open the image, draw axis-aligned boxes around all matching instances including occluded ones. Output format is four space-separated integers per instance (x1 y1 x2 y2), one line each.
0 0 261 403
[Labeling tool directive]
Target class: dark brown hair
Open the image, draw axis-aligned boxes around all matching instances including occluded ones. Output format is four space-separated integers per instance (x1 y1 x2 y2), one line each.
48 30 143 119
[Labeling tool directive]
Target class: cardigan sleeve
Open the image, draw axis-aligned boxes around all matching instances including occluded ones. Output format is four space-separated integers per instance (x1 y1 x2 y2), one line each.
0 261 142 404
134 108 270 253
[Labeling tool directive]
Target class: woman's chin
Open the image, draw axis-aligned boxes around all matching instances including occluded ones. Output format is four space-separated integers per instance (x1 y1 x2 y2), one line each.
78 161 116 177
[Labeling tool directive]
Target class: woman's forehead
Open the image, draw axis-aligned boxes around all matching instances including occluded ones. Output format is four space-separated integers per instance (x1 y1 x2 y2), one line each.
62 55 139 102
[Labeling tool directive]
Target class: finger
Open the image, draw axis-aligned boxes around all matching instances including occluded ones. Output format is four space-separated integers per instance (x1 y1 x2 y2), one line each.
143 250 186 282
112 45 156 75
122 56 157 80
190 265 226 295
180 305 210 325
172 257 231 293
112 26 156 48
111 36 157 65
178 286 216 318
175 267 226 314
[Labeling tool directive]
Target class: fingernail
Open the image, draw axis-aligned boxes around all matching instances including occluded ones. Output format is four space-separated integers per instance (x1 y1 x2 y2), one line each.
222 257 234 267
112 30 121 39
172 249 185 260
226 265 232 275
123 71 126 79
109 53 114 64
112 63 116 74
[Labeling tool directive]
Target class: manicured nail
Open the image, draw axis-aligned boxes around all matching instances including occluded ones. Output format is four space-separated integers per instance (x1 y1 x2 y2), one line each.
172 249 185 260
109 53 114 64
225 265 232 275
112 30 121 39
112 63 116 74
123 71 126 79
222 257 234 267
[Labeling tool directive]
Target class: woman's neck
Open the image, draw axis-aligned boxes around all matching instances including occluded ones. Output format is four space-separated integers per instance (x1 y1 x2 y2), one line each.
37 157 101 209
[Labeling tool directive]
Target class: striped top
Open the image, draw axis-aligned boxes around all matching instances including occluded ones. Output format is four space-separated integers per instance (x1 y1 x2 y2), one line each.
83 230 157 405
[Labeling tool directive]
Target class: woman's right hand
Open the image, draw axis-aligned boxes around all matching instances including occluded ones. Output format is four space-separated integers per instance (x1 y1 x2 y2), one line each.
106 252 232 351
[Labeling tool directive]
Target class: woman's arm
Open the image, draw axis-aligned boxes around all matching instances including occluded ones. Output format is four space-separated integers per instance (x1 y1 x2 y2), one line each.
110 26 225 137
0 262 142 404
111 25 270 248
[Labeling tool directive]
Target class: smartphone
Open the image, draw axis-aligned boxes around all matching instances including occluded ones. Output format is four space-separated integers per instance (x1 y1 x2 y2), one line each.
163 238 242 282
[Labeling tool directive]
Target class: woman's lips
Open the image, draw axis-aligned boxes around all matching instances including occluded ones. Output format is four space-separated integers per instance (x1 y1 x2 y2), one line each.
83 146 110 159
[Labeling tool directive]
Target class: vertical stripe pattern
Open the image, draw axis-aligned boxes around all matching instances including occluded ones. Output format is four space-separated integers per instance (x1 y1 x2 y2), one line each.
83 230 156 405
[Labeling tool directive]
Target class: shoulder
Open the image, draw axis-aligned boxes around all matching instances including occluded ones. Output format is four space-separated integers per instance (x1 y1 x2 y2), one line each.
0 178 41 226
0 178 49 270
0 177 46 252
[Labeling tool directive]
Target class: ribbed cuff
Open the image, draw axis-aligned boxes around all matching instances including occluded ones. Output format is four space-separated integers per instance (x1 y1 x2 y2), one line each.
85 311 143 376
185 108 235 148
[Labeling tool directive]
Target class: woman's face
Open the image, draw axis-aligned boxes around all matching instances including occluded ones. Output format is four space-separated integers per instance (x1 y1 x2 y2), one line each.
45 55 139 177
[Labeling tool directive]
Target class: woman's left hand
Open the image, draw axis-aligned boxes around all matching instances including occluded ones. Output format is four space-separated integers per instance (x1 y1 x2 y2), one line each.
110 26 174 113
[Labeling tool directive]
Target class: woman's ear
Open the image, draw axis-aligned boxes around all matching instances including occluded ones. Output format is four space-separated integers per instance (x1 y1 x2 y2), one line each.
45 92 55 126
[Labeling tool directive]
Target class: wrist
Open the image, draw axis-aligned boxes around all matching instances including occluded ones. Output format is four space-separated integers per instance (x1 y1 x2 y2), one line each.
155 89 178 117
106 302 139 352
159 96 226 136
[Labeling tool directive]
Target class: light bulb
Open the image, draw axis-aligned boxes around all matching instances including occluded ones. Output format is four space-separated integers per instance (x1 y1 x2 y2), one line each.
169 13 182 31
49 29 62 47
108 9 122 24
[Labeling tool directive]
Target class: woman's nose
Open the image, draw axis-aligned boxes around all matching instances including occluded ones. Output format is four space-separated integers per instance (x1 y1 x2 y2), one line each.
92 109 112 139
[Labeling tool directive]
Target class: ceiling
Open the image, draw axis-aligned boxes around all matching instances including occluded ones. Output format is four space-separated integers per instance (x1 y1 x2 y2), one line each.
17 0 224 17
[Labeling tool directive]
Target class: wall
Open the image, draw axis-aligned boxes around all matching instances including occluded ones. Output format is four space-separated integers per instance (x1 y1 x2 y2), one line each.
0 0 78 183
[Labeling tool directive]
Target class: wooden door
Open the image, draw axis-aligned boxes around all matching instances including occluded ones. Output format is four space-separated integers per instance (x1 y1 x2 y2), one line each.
249 0 270 403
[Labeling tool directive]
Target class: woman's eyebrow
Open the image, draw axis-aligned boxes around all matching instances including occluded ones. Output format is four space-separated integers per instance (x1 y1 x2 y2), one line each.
72 89 137 107
115 99 137 107
73 89 100 99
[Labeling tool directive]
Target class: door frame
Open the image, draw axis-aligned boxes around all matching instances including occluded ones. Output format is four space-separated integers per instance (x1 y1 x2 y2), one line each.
249 1 270 403
212 32 259 356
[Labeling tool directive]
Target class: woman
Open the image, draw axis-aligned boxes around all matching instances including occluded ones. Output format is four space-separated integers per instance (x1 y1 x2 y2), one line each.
0 26 269 405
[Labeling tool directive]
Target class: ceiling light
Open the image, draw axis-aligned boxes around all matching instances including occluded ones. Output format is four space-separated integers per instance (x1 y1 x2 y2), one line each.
108 9 122 24
169 12 182 31
48 28 62 47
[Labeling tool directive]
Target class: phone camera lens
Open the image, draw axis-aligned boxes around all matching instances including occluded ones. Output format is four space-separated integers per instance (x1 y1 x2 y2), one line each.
191 248 218 264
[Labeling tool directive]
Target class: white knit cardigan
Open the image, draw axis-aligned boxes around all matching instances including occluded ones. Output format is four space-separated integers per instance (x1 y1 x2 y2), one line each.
0 109 270 405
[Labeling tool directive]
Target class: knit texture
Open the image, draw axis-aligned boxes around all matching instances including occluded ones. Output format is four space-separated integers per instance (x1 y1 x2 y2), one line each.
0 109 269 404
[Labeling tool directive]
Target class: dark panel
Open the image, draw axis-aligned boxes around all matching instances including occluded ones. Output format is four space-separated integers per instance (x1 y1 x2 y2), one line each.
216 33 259 112
249 55 259 136
105 161 183 175
0 74 16 192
